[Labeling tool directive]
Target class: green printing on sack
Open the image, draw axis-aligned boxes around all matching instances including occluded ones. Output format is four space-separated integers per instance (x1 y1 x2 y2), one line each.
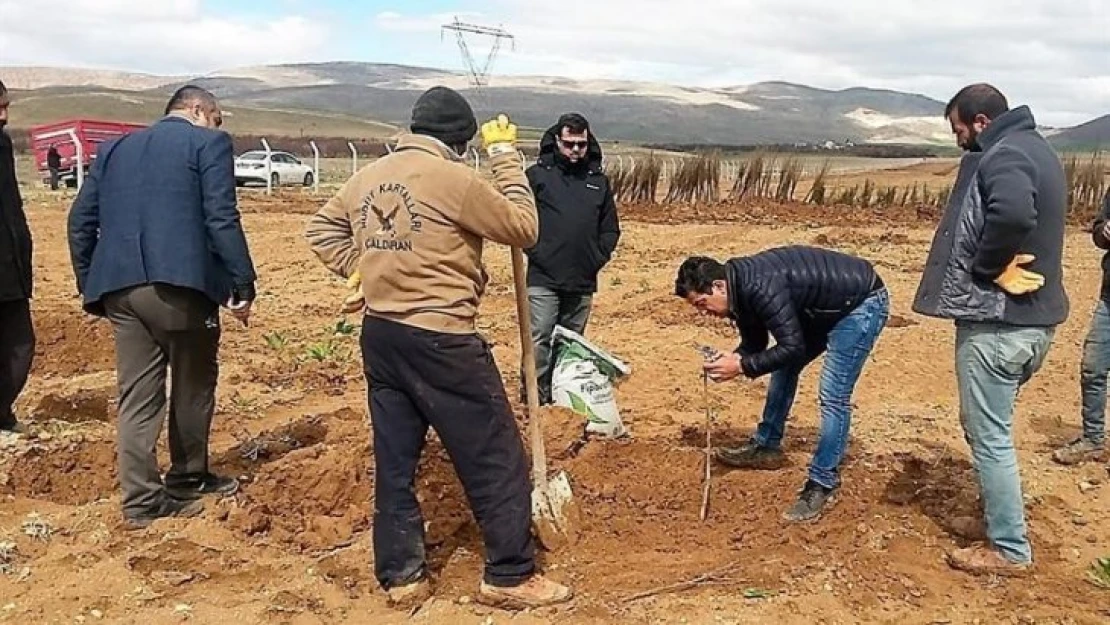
566 391 605 424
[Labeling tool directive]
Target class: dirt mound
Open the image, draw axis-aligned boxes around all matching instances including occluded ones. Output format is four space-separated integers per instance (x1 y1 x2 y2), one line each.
32 311 115 378
229 408 374 551
621 200 937 227
33 387 115 423
125 536 275 596
213 415 330 477
3 440 117 505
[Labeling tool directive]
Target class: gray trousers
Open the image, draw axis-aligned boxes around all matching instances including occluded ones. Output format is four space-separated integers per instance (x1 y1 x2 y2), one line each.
103 284 220 516
525 286 592 404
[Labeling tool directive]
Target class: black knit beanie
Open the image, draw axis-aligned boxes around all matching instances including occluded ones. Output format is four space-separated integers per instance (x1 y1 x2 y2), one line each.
410 86 478 145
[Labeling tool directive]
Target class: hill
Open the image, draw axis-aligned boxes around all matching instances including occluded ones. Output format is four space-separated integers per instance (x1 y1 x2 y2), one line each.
3 61 1096 147
1049 114 1110 151
4 85 398 139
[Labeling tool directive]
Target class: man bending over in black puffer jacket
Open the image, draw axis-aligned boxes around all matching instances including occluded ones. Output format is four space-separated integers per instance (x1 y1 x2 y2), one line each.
675 245 890 521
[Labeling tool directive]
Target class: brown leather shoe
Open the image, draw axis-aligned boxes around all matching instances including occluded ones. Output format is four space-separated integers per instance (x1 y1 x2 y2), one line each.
477 574 573 610
385 579 432 609
946 544 1031 577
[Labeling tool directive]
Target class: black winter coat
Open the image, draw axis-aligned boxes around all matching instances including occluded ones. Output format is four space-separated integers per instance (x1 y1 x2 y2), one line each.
726 246 883 378
524 124 620 294
0 130 32 302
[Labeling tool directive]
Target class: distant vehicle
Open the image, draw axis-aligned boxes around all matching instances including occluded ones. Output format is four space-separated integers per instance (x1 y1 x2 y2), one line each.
234 150 315 187
29 119 147 187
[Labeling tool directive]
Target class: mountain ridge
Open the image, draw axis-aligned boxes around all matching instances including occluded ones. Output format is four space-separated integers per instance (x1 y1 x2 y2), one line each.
1 62 1102 147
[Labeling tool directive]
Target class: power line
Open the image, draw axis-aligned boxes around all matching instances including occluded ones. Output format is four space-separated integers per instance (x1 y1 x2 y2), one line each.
441 17 515 94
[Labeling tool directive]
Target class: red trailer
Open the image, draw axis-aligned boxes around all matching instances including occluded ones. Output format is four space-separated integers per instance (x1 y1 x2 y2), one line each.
29 119 146 187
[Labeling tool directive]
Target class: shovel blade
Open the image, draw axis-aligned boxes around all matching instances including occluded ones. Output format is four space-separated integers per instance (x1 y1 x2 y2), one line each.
531 470 580 551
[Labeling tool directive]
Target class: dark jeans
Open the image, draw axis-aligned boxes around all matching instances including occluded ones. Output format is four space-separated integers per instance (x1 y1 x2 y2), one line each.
361 316 535 589
0 299 35 429
526 286 593 404
48 167 60 190
103 285 220 517
752 288 890 489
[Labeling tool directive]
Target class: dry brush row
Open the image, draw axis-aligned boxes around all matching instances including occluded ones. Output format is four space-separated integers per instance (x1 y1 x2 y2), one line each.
605 152 1107 213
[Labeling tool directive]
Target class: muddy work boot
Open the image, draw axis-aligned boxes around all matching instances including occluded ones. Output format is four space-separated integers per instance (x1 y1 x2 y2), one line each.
164 472 240 500
1051 437 1105 466
124 497 205 530
477 574 573 610
784 480 837 522
946 544 1032 577
714 443 786 470
385 579 432 610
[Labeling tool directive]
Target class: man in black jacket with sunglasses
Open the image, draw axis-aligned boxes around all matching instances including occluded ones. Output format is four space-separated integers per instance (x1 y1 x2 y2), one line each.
523 113 620 404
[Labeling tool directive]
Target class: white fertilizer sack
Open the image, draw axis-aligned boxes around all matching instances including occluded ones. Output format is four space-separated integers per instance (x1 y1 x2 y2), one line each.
550 325 632 438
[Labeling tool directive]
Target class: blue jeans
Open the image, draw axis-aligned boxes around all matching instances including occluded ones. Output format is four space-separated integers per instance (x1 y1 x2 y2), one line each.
751 287 890 489
955 321 1054 564
1079 300 1110 446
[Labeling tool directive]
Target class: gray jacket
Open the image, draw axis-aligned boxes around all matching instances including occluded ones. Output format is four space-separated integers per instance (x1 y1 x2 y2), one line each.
913 105 1068 327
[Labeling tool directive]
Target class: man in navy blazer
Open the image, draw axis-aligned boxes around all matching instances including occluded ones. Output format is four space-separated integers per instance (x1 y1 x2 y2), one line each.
68 85 257 529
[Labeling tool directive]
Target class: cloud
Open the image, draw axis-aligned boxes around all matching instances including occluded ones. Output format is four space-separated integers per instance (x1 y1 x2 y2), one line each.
2 0 1104 126
0 0 330 76
384 0 1108 126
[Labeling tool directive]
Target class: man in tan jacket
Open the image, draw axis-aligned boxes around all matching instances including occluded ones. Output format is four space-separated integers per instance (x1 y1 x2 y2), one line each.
305 86 572 610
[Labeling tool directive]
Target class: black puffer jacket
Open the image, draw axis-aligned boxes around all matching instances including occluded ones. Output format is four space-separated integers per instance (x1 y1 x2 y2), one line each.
0 130 32 302
726 246 883 378
524 124 620 294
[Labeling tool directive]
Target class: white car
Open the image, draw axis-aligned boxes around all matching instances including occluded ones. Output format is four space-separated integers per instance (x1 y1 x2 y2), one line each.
234 150 315 187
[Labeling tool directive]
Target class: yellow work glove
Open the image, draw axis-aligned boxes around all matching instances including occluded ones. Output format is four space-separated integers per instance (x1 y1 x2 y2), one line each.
481 113 517 157
340 271 364 313
993 254 1045 295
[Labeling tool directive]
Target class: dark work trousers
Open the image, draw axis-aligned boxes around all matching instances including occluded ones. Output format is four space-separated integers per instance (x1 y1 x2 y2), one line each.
102 284 220 518
0 299 35 429
361 315 535 589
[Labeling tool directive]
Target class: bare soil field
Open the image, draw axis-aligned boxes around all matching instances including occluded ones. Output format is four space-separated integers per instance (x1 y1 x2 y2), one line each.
1 180 1108 624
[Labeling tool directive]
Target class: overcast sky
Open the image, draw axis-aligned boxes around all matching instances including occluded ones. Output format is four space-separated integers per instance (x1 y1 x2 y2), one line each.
0 0 1106 127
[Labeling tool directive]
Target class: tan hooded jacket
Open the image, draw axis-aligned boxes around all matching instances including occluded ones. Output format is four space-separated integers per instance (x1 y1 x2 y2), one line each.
305 133 537 334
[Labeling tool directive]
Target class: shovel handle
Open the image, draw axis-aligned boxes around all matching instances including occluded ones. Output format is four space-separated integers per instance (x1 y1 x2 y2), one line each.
510 247 547 484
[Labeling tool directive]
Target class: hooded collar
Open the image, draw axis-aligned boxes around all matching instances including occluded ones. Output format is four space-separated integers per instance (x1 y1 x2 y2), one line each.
537 123 604 173
395 133 465 162
975 105 1036 152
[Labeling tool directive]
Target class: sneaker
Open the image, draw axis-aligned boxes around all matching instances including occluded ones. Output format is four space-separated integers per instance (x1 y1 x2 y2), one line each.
946 544 1032 577
124 497 205 530
1051 437 1105 465
783 480 837 522
477 574 573 610
714 443 786 470
164 472 240 500
385 579 432 609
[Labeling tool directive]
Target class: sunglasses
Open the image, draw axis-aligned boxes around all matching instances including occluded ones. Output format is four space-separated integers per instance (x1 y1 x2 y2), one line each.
558 138 588 150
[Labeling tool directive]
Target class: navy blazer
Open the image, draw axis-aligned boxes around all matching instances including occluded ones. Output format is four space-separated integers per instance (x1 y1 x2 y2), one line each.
68 116 257 315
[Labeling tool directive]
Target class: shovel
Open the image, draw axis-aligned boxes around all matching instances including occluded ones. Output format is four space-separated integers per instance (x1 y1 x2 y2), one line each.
510 246 578 550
